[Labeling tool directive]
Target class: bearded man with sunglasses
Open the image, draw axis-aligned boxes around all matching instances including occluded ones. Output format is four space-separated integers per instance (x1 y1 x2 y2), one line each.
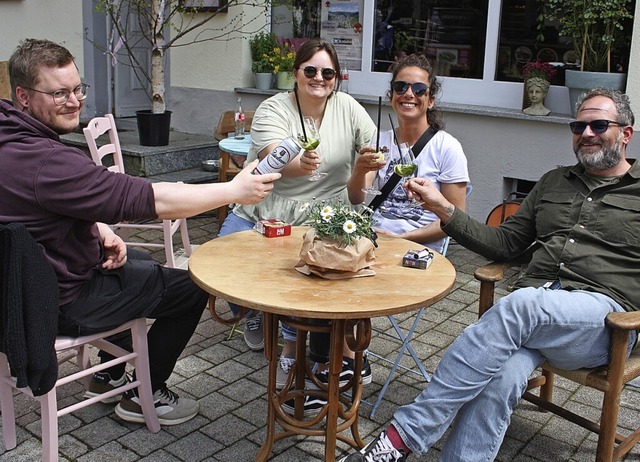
340 87 638 462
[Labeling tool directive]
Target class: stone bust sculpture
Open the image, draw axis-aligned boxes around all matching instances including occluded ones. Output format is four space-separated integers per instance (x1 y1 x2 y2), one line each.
522 77 551 116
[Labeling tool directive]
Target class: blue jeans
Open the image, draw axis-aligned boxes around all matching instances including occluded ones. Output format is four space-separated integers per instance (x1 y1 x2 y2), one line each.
391 286 637 461
218 212 297 342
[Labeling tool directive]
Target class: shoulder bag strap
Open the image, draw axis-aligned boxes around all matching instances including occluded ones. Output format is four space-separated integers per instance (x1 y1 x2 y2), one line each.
368 126 438 211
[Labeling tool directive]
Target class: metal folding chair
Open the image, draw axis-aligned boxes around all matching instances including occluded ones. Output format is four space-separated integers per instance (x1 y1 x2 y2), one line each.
366 183 472 417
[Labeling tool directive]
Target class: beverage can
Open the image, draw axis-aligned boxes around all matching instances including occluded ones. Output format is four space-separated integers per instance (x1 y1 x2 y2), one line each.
252 137 302 175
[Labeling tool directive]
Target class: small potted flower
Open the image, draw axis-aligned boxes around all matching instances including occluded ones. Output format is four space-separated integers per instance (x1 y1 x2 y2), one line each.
296 200 377 278
520 60 558 110
273 42 297 90
249 32 279 90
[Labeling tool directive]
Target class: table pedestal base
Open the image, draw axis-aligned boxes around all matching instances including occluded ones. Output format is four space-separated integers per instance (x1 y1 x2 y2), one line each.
257 313 371 462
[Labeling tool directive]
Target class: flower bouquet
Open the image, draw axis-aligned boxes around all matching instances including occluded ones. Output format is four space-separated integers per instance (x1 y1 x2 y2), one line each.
295 200 377 279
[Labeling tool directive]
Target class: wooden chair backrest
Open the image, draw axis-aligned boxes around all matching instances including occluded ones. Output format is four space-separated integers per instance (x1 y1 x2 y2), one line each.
213 110 255 141
0 61 11 100
83 114 126 173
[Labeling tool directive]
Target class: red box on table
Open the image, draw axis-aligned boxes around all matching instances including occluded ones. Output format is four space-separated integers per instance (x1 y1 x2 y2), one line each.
255 219 292 238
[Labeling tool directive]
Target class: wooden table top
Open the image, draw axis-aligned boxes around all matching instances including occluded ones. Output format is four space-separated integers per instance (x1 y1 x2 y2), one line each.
188 227 456 320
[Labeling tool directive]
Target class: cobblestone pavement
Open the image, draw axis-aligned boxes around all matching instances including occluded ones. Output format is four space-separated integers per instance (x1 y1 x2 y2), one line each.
2 212 640 461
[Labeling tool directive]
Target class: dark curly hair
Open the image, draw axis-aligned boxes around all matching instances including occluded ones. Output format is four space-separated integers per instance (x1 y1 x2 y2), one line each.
387 54 444 130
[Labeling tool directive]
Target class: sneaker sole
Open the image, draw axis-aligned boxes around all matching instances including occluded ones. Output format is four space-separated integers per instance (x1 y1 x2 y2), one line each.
115 403 198 426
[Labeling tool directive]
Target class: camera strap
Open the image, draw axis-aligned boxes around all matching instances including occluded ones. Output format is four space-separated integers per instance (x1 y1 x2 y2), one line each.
368 126 438 211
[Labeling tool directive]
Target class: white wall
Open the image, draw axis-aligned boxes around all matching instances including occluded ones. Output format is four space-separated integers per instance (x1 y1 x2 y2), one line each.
0 0 84 71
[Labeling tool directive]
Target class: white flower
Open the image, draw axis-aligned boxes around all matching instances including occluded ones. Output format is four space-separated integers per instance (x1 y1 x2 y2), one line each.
320 206 335 220
299 203 310 212
343 220 357 234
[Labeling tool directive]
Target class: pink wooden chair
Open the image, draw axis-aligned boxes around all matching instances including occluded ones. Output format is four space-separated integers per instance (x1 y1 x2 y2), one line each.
83 114 192 267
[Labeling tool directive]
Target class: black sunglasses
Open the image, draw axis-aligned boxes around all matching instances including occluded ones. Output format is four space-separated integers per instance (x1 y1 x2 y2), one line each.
302 66 336 80
392 81 429 96
569 119 625 135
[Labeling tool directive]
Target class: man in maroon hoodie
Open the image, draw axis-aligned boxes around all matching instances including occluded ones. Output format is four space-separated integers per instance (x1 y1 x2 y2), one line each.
0 38 279 426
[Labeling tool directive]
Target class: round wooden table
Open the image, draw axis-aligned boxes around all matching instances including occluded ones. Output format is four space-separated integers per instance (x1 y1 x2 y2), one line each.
188 227 456 461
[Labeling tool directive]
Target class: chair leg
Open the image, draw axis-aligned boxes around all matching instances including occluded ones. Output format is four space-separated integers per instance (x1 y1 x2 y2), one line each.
0 355 17 450
130 319 161 433
39 390 59 462
539 369 554 402
162 220 177 268
77 344 92 389
369 310 429 418
179 219 192 256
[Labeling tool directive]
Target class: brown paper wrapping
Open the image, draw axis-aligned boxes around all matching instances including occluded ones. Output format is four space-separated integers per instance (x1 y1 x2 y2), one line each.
295 228 376 279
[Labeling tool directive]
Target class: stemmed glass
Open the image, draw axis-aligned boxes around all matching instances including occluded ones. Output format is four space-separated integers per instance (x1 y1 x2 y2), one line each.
393 143 423 212
361 131 385 196
299 116 326 181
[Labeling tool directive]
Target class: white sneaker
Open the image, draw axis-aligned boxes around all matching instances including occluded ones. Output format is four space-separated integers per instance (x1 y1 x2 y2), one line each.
276 355 296 389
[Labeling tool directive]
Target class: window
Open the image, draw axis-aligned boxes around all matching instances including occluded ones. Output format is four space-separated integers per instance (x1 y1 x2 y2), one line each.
372 1 488 79
270 0 633 111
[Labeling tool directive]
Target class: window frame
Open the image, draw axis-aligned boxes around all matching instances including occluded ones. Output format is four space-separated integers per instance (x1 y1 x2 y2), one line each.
346 0 571 113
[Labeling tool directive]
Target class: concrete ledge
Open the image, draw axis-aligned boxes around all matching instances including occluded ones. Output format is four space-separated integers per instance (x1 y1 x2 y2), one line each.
61 129 219 177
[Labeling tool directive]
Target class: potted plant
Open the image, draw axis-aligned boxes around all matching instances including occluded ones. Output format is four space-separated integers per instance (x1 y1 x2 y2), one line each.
95 0 268 145
538 0 633 115
273 42 297 90
249 31 279 90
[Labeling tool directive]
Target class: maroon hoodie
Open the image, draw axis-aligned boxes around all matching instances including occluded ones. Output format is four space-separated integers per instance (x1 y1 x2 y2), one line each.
0 99 156 304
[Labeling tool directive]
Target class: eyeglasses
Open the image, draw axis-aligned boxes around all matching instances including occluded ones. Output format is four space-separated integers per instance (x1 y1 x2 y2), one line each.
24 83 90 106
569 119 624 135
392 81 429 96
301 66 336 80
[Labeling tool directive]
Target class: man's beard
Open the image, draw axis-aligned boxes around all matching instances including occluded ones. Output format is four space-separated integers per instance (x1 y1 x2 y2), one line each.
575 133 623 171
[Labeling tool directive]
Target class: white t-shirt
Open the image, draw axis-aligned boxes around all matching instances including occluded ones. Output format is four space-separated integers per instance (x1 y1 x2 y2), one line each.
234 91 376 225
371 129 469 253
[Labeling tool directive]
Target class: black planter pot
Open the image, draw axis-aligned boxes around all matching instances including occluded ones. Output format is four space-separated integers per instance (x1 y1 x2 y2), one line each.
136 110 172 146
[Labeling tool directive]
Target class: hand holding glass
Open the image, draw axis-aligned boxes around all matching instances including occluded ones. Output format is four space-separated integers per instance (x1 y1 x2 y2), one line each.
361 131 386 196
299 116 326 181
394 143 424 213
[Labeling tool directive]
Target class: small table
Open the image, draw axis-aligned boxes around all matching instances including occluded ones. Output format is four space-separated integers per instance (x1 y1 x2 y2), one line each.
188 227 456 461
217 135 251 222
218 135 252 157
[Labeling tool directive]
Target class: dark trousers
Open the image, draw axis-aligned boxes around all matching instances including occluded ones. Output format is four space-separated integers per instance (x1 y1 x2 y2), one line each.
58 249 208 392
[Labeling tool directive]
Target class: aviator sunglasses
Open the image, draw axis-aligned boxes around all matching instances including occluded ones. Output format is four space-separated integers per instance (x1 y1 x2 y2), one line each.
392 80 429 96
302 66 337 80
569 119 625 135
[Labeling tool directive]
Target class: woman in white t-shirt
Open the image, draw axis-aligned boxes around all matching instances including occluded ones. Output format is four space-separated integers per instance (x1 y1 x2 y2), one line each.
348 54 470 254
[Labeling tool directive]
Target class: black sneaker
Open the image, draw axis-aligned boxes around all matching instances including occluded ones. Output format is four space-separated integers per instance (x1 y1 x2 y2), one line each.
281 395 327 417
83 371 127 404
115 385 199 426
338 430 409 462
312 354 373 388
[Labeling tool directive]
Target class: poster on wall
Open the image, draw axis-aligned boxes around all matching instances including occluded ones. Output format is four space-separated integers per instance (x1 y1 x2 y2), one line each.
320 0 363 71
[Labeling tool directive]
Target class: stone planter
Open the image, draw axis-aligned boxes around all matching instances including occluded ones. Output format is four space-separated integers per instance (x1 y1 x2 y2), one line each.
254 72 273 90
565 70 627 116
276 71 294 90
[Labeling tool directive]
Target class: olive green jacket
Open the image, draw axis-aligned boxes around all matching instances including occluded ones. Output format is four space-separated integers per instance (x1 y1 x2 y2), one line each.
444 160 640 312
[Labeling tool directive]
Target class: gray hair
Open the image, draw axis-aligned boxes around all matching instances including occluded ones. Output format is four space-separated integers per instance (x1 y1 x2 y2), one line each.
576 88 635 126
